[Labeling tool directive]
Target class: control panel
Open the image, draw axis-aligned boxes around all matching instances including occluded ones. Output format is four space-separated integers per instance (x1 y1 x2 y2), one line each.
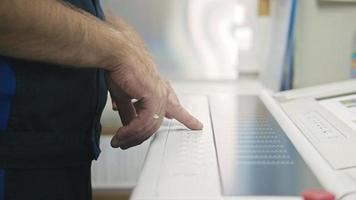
280 98 356 170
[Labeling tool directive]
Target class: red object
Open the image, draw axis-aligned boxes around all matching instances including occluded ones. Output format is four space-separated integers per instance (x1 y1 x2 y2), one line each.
302 190 335 200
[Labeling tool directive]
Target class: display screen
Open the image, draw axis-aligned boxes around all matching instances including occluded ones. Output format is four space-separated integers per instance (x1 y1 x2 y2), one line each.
319 93 356 132
210 95 321 196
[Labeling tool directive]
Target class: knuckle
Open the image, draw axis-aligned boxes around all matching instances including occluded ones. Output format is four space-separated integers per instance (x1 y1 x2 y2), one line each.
175 104 184 111
167 95 181 107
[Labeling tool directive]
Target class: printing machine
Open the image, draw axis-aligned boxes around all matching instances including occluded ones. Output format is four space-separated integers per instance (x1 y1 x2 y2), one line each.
130 80 356 200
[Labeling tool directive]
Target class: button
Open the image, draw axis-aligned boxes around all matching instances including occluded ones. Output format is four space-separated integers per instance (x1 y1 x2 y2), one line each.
302 190 335 200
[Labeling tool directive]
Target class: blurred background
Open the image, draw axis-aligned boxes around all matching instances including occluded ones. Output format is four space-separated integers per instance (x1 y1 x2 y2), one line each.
102 0 271 81
92 0 356 199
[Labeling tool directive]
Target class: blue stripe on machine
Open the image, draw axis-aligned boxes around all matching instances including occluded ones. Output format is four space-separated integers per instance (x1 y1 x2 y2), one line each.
0 57 16 200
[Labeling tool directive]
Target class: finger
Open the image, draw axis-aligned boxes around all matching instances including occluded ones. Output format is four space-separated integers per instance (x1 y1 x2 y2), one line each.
167 105 203 130
116 99 166 149
110 112 160 148
119 116 163 149
118 98 167 148
111 99 164 148
117 101 136 126
165 113 173 119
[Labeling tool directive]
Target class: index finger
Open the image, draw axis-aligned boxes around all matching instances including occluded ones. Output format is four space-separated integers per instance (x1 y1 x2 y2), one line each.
168 105 203 130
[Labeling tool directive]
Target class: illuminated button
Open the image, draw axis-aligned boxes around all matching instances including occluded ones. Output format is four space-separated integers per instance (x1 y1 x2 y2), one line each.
302 190 335 200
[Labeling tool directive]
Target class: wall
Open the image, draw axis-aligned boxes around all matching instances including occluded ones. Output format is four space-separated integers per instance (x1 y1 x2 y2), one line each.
294 0 356 88
102 0 170 43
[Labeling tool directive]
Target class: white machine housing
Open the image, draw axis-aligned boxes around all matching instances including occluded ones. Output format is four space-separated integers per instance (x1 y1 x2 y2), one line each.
131 80 356 200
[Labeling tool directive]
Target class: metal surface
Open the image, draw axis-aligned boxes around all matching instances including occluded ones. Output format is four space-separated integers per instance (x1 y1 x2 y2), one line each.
210 95 322 196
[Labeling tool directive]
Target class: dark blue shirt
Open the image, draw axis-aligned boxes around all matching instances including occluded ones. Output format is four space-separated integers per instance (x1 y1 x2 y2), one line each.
0 0 108 168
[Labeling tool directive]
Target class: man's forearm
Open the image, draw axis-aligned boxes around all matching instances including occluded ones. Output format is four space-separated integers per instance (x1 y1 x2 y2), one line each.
0 0 131 70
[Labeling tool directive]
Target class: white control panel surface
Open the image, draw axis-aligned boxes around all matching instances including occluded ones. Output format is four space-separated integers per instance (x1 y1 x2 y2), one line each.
131 95 222 200
280 98 356 170
131 94 317 200
153 95 221 199
132 86 356 200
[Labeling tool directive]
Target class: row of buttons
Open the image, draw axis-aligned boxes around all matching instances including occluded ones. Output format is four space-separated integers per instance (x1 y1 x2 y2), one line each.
301 112 341 139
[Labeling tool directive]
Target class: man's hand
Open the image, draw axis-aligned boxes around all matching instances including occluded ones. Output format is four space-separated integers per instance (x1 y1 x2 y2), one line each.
107 58 203 150
109 77 203 149
105 11 203 149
